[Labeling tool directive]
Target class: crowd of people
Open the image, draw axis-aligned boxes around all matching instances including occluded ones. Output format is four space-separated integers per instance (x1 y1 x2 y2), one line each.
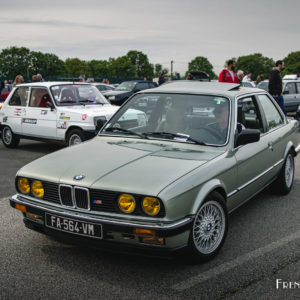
0 61 289 116
218 59 286 115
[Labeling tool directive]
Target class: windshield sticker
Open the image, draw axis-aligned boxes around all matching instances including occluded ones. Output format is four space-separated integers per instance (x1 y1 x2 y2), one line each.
22 118 37 124
57 121 67 129
214 98 226 105
41 110 48 115
82 114 87 121
52 86 59 90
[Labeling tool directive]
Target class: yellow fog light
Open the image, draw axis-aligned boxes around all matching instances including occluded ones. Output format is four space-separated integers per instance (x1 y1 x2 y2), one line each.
18 178 30 194
15 203 27 213
118 194 135 213
31 180 44 198
142 197 160 216
134 228 156 237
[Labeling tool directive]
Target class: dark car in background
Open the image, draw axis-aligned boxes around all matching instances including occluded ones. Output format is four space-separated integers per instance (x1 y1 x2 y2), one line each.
104 80 158 106
1 86 11 101
92 83 115 95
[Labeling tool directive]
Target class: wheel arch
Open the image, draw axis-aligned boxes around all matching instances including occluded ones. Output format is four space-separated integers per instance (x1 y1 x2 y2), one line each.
284 141 297 158
191 179 227 215
65 125 83 141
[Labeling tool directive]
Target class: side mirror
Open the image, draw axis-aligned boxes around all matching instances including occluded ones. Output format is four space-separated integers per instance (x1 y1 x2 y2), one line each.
96 118 106 130
46 101 54 111
235 129 260 147
283 90 289 95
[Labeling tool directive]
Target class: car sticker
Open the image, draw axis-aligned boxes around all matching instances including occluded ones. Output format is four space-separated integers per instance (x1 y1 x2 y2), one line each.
214 97 226 105
82 114 87 121
59 113 70 120
14 108 22 116
57 121 67 129
41 110 48 115
22 118 37 124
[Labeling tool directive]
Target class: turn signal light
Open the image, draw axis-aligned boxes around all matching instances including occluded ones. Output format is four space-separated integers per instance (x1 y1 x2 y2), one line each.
134 228 156 237
15 203 26 212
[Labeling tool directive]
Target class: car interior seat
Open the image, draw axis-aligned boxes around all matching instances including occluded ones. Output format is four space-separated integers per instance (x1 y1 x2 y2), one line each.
60 89 75 102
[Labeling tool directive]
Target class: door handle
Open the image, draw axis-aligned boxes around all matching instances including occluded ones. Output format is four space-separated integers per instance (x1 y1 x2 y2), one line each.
268 141 273 151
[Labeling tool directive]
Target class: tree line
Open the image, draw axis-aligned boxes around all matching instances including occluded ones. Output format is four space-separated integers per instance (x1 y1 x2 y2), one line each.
0 46 300 82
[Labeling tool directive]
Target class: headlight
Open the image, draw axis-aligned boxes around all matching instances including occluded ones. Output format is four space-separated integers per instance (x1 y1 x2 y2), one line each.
31 180 44 198
18 177 30 194
142 197 160 216
109 96 115 100
118 194 136 213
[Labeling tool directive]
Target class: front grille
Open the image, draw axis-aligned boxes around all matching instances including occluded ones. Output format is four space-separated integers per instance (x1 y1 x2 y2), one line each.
59 185 73 207
74 187 89 210
90 189 118 212
42 181 60 204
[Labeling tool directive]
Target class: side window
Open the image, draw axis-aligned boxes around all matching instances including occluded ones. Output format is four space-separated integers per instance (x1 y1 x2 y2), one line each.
8 87 29 106
135 83 148 91
284 82 296 94
29 88 52 108
237 96 263 131
149 83 157 88
296 82 300 94
257 94 283 130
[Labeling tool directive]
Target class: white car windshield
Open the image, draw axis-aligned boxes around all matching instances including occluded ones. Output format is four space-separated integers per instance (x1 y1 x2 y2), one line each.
50 84 109 106
101 93 230 146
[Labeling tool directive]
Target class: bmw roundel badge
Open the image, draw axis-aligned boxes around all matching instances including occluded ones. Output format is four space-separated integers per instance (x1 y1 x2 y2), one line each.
74 175 85 181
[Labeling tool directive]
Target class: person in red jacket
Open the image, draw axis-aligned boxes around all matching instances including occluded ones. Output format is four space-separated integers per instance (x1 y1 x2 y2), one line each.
218 60 239 83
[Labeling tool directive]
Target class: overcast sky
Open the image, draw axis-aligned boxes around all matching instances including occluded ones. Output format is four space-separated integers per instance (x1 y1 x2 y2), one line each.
1 0 300 75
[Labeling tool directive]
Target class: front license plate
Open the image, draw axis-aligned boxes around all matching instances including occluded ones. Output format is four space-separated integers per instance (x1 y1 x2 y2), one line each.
45 213 102 239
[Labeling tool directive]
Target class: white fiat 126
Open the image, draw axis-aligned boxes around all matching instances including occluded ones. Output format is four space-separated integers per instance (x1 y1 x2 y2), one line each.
0 82 147 147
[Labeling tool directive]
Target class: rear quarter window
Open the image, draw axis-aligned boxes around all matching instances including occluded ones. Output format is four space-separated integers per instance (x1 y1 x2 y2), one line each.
8 87 29 106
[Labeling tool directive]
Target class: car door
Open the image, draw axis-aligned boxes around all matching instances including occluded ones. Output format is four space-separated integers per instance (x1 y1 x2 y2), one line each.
232 95 276 206
3 87 29 134
283 82 298 112
296 82 300 106
22 87 57 138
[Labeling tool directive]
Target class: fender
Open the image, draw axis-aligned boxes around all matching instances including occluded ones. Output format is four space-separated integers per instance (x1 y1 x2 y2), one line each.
284 141 296 158
191 179 227 215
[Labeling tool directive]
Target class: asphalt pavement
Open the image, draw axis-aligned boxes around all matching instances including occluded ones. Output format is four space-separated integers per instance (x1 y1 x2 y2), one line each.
0 139 299 300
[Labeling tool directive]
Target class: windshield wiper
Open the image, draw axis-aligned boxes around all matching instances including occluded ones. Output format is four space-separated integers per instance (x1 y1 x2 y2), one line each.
104 127 149 139
142 132 207 145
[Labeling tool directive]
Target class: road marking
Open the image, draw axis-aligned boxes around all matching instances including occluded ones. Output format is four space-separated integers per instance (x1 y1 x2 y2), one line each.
172 229 300 291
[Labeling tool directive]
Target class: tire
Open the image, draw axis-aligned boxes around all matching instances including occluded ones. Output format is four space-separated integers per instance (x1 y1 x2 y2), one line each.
187 191 228 263
66 129 84 146
270 151 294 195
1 126 20 148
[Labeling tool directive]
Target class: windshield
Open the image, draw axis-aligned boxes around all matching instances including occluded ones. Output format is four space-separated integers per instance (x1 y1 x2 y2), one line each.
115 81 136 91
257 81 268 91
101 93 230 146
50 84 109 106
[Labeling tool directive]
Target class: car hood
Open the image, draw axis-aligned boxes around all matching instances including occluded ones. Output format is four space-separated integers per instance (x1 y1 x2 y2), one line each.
18 137 224 196
59 104 119 117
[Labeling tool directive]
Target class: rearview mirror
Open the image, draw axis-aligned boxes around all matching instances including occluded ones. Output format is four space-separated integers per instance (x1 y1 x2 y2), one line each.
235 129 260 147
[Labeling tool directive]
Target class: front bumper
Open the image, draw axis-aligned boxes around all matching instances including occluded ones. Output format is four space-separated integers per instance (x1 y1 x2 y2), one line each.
10 194 193 254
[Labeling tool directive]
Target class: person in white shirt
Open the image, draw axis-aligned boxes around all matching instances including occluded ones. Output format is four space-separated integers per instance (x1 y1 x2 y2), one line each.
242 72 252 83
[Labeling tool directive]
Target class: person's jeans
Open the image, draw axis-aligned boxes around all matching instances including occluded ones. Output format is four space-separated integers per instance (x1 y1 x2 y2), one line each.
274 95 286 115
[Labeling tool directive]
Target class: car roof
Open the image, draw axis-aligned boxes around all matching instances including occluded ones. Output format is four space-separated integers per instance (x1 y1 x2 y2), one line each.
15 82 92 88
142 80 264 97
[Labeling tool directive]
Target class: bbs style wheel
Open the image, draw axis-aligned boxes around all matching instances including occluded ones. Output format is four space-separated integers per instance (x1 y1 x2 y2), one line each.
187 191 228 262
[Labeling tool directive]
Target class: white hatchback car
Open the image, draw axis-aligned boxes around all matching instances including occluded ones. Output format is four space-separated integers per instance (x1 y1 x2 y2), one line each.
0 82 146 147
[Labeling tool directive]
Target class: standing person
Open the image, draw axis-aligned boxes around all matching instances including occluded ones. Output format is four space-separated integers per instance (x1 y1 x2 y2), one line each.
174 73 181 80
32 75 38 82
268 60 286 115
237 70 244 84
218 60 239 83
12 75 24 87
158 73 165 85
36 73 44 82
256 72 264 85
242 71 252 83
